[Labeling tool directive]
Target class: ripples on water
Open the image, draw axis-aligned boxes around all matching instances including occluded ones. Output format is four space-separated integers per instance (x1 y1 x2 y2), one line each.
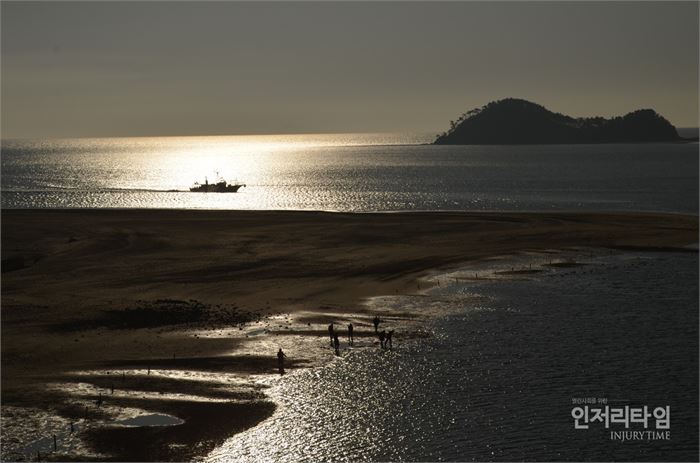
2 134 698 212
207 252 698 462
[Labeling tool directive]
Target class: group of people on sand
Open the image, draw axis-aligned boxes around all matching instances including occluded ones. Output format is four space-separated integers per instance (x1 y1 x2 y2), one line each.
276 314 395 374
326 316 396 355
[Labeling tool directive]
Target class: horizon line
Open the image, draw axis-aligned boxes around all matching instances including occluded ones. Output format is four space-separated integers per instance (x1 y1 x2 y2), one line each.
0 130 442 142
4 127 700 142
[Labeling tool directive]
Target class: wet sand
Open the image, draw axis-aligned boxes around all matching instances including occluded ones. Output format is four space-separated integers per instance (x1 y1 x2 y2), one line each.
1 209 697 461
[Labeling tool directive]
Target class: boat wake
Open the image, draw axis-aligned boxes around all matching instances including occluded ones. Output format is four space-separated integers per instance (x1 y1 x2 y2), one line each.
1 187 191 193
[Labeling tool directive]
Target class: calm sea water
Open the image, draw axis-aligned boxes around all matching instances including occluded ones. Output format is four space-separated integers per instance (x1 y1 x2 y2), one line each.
1 134 698 212
207 251 699 462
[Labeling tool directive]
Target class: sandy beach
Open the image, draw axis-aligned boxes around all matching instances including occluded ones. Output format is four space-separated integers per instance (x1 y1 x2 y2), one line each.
1 209 697 461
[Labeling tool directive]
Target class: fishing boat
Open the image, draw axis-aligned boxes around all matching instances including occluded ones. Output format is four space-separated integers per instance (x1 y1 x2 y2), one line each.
190 174 245 193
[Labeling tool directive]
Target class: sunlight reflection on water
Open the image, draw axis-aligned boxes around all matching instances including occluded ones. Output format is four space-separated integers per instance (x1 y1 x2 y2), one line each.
206 252 698 462
2 134 697 212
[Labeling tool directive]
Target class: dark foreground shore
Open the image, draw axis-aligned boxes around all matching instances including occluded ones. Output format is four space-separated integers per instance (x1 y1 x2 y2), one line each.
1 209 698 461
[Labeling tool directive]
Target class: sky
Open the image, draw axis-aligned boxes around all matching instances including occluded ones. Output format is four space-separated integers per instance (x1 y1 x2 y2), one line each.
1 1 698 139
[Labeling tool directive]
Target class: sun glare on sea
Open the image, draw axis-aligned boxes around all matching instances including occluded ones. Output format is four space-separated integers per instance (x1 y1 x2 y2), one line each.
35 133 415 209
117 134 337 191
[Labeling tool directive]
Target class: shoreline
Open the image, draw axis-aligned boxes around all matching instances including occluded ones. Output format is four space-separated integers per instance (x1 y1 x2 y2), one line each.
206 248 699 462
2 206 699 215
1 209 697 461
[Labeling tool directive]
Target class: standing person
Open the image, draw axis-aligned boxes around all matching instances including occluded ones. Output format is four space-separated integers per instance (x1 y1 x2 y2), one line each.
333 333 340 356
328 323 334 346
348 323 354 345
386 330 394 349
277 348 287 375
373 315 380 333
378 330 386 349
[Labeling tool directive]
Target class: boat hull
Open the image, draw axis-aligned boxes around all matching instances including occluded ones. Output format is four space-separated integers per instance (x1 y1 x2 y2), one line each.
189 184 244 193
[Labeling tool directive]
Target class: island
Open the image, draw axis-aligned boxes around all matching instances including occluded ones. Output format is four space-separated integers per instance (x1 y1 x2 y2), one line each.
433 98 684 145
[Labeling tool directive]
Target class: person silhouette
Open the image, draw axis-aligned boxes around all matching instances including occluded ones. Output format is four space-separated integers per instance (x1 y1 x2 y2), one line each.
373 315 380 333
348 323 354 345
386 329 394 349
333 333 340 356
328 323 334 346
277 348 287 375
378 329 386 349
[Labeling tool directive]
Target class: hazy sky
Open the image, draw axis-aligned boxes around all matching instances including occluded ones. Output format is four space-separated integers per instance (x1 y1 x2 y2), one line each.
2 1 698 139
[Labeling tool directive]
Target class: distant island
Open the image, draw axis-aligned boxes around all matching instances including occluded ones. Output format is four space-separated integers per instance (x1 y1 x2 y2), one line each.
434 98 685 145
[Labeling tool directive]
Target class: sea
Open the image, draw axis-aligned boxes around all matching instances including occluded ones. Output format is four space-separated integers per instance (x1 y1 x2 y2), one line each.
1 133 698 213
2 134 698 461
